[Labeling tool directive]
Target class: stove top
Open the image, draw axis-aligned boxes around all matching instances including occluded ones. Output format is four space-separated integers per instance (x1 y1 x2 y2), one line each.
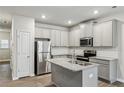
76 50 96 62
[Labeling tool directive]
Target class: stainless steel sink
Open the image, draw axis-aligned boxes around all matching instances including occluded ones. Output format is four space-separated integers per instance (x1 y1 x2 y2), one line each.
68 60 92 66
77 62 92 66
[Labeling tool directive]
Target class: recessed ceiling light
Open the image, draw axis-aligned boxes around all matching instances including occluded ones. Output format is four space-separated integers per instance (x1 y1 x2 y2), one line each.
93 10 99 14
68 20 72 24
41 14 46 19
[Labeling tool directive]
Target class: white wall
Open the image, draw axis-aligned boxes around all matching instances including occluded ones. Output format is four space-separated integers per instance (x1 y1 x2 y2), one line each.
0 27 10 60
11 15 34 80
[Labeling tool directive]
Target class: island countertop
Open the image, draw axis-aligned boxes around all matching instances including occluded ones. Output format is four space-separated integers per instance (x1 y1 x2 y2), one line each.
47 58 99 72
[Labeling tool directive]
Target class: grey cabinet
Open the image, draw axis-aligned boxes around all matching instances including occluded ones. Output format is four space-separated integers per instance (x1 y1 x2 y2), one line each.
93 20 117 47
89 58 117 83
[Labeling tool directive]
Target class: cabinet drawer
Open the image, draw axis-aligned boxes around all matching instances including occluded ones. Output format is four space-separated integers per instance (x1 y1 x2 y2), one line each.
89 58 109 65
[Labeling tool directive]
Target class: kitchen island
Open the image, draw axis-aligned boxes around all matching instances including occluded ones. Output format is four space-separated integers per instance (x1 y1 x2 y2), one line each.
47 58 99 87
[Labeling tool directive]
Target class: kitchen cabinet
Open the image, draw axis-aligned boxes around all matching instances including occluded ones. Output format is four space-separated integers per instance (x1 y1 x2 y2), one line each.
89 58 117 83
93 20 117 47
69 29 80 46
93 23 102 46
55 30 61 46
80 22 93 38
69 30 75 46
50 30 61 46
61 31 69 46
50 30 56 46
35 27 50 38
51 30 69 47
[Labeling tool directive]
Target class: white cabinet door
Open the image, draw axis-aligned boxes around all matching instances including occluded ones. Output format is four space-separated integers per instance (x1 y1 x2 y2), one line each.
55 30 61 46
61 31 69 46
35 27 43 38
93 20 117 47
50 30 56 46
80 22 93 38
85 22 93 37
35 27 50 38
43 29 50 38
74 29 80 46
69 31 75 46
69 29 80 46
93 24 102 46
102 21 113 46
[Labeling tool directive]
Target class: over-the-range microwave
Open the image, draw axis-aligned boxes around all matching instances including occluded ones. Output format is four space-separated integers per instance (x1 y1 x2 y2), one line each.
80 37 93 47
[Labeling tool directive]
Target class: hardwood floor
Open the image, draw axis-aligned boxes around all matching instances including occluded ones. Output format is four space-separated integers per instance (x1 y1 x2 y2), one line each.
0 62 12 84
0 63 124 87
0 73 124 87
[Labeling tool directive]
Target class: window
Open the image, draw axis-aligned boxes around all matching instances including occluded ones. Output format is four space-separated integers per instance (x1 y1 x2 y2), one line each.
0 40 9 48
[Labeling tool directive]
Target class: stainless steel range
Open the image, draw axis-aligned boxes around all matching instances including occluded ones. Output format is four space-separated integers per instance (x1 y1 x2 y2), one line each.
76 50 96 62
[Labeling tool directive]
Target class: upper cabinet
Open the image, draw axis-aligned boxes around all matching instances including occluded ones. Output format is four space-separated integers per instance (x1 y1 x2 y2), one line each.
69 28 80 47
35 26 69 47
80 22 93 38
35 27 50 38
61 30 69 47
93 20 117 47
51 30 69 47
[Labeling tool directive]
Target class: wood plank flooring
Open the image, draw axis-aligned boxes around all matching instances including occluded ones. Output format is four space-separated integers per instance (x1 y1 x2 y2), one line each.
0 63 124 87
0 73 124 87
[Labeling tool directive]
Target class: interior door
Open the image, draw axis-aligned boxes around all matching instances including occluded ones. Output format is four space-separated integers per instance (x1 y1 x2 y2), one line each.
17 30 30 77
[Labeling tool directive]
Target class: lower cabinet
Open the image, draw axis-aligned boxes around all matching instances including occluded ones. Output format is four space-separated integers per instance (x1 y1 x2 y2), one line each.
89 58 117 83
98 64 109 80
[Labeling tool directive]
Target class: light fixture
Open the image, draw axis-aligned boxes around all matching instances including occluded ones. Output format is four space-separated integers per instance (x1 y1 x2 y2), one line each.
68 20 72 24
41 14 46 19
93 10 99 14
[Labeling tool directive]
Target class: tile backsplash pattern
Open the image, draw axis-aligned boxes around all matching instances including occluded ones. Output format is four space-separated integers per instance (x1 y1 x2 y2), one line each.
69 47 118 58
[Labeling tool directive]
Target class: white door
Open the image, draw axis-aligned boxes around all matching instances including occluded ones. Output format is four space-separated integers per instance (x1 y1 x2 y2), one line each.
17 30 30 77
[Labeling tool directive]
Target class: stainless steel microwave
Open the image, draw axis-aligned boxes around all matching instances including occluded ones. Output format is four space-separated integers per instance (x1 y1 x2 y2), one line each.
80 37 93 47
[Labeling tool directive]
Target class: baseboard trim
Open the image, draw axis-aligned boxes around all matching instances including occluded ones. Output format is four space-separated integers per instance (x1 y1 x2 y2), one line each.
30 73 35 77
117 78 124 83
12 77 19 80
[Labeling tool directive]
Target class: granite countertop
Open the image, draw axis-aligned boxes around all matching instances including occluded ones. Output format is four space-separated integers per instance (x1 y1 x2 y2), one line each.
52 54 72 56
47 58 99 72
89 56 118 61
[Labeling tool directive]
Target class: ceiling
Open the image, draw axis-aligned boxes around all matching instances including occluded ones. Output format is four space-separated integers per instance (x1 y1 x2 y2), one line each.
0 6 124 27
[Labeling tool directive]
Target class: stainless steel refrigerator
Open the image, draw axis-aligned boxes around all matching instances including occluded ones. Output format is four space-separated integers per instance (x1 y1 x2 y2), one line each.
35 38 51 75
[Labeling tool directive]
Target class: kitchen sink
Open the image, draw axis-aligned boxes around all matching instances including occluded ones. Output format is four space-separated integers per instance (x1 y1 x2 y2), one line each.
76 62 92 66
68 60 92 66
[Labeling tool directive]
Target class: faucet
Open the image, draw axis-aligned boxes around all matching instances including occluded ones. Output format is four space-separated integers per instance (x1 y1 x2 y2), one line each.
72 49 76 64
